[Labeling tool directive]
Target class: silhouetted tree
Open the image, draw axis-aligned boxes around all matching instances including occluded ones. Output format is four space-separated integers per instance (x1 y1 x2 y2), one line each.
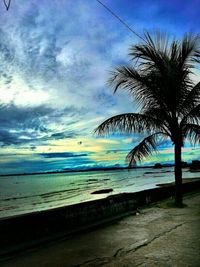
95 32 200 206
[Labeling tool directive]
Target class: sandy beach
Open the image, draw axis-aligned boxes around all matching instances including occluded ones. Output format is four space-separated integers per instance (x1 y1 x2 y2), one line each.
1 189 200 267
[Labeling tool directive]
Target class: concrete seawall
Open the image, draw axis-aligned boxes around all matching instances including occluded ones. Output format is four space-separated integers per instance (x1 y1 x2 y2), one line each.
1 179 200 257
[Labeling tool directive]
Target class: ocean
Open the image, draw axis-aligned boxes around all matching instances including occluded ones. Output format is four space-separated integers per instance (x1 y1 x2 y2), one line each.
0 167 199 219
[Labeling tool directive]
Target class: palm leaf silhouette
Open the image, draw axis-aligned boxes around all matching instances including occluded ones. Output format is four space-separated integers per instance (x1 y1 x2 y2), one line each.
95 32 200 206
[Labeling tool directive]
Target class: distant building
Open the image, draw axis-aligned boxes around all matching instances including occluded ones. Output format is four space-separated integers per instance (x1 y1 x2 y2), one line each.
181 161 188 168
190 160 200 170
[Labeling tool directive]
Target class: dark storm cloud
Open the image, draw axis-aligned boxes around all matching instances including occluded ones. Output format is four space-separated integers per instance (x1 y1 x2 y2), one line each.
0 129 27 145
50 131 77 140
0 103 51 129
40 152 88 158
0 104 50 145
0 103 83 146
0 155 98 175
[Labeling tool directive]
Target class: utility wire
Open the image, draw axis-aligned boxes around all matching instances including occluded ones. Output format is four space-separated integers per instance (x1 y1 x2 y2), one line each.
96 0 146 43
3 0 11 10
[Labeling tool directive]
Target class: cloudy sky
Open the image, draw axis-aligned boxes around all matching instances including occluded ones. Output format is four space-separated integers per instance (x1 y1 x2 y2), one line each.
0 0 200 174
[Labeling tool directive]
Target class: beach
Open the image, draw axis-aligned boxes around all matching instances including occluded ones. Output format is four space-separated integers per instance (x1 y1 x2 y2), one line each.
1 170 200 266
1 188 200 267
1 167 200 219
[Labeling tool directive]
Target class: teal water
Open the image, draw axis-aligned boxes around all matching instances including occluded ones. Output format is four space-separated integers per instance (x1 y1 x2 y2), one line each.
0 167 199 219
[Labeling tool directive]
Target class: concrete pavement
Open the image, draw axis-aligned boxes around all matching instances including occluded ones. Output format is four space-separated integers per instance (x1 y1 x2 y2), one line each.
1 191 200 267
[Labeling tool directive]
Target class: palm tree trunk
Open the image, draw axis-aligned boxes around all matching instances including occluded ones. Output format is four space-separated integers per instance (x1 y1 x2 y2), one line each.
174 141 183 206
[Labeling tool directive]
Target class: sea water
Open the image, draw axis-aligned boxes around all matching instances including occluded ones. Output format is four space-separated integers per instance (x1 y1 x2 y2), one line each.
0 167 199 219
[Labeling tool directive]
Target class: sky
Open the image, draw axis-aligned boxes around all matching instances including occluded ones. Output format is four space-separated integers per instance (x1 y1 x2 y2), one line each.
0 0 200 174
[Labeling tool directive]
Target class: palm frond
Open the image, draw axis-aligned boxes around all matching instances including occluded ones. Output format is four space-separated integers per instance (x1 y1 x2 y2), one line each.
142 107 172 137
170 39 179 62
178 34 200 68
128 32 200 113
180 81 200 116
182 123 200 144
109 66 167 111
108 66 141 94
126 132 166 166
181 103 200 125
94 113 163 136
129 31 169 73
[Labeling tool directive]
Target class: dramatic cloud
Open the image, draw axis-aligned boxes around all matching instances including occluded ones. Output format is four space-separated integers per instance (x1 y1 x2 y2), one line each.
40 152 88 159
0 1 134 112
0 0 200 174
0 103 87 146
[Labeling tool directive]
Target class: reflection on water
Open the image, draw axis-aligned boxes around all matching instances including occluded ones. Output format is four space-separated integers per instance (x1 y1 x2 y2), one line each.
0 167 198 218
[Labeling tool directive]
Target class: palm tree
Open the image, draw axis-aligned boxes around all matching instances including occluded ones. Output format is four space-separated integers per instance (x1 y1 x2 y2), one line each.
95 32 200 207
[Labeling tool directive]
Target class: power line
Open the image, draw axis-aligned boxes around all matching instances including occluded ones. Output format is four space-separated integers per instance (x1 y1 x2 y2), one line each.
3 0 11 10
3 0 145 41
96 0 146 42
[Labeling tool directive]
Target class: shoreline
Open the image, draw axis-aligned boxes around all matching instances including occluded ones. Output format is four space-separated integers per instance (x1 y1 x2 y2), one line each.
1 178 200 258
0 164 175 177
1 177 200 221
